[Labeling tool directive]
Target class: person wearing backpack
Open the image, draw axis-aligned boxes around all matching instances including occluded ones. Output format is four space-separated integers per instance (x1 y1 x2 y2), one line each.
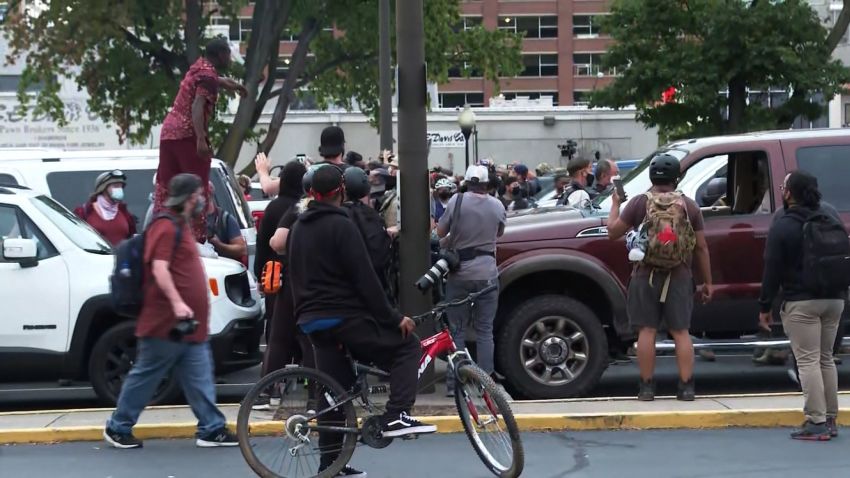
758 171 850 441
204 182 247 264
607 154 713 402
104 174 238 449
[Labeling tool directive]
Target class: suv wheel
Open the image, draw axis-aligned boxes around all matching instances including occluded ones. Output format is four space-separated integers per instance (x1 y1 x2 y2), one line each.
497 295 607 399
88 321 180 406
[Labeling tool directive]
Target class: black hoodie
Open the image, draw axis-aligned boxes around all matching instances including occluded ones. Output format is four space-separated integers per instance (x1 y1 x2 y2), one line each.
287 201 403 327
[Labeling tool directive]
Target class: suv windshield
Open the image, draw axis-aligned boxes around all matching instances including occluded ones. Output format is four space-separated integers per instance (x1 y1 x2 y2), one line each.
30 195 112 254
595 149 689 212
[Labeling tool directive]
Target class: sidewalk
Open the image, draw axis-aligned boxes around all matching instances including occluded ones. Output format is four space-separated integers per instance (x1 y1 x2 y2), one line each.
3 391 850 445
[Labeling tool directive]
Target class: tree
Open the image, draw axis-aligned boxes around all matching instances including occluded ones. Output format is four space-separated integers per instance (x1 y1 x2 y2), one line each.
591 0 850 141
4 0 521 169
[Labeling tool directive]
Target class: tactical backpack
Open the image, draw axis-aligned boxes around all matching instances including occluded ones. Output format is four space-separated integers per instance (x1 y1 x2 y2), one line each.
640 191 696 270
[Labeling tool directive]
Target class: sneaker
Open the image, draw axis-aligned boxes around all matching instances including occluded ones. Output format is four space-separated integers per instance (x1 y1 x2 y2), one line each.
827 416 839 437
381 411 437 438
196 428 239 447
637 379 655 401
103 428 143 449
677 378 695 402
319 465 367 477
790 420 831 441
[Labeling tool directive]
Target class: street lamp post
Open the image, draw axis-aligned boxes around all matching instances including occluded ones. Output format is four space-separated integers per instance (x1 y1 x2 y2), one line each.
457 105 476 170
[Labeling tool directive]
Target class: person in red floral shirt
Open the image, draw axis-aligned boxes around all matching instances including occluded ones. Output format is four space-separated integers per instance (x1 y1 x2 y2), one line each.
153 37 247 242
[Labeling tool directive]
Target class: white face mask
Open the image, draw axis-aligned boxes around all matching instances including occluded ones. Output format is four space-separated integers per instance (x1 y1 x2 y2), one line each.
109 187 124 201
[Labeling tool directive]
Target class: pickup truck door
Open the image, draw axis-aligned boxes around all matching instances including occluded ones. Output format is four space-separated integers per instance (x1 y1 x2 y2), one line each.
0 204 71 353
682 142 784 334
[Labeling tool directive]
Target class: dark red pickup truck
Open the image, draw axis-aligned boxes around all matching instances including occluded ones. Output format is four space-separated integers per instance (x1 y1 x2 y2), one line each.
493 129 850 399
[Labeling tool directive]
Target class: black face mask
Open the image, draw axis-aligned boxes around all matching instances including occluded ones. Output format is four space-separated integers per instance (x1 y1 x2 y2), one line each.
438 192 452 201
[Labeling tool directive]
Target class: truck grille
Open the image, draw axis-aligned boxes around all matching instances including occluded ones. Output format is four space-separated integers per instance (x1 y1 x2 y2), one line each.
225 271 257 308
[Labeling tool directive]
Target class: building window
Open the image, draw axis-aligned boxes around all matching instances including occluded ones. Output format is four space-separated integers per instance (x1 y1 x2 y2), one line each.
573 53 615 76
573 15 603 37
520 54 558 77
0 75 45 94
573 91 591 106
0 2 8 23
498 16 558 39
448 62 482 78
502 92 559 106
459 16 483 31
211 16 251 42
282 26 333 42
439 92 484 108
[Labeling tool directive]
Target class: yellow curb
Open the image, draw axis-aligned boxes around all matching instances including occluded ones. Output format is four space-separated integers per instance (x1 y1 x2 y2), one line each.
3 409 842 445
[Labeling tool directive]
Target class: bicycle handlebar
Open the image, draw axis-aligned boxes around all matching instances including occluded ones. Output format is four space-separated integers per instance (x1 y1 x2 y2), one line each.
411 283 498 326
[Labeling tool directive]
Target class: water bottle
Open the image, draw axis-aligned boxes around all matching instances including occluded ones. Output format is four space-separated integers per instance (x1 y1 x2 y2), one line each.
119 262 132 278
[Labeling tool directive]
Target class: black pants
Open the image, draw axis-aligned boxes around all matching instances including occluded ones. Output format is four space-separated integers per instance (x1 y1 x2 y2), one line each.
262 282 314 377
309 316 421 467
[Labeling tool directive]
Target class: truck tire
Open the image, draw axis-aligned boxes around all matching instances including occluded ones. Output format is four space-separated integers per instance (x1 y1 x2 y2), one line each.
88 321 180 406
497 295 608 399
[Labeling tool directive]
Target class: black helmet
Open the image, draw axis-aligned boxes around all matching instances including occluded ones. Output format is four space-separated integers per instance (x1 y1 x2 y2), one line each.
649 154 681 183
302 163 332 193
344 167 370 200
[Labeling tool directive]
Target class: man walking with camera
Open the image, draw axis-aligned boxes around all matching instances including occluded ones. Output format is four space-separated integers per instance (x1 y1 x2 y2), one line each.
104 174 237 449
437 165 506 395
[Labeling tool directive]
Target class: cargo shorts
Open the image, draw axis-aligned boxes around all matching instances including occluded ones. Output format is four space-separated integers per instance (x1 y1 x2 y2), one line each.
627 266 694 331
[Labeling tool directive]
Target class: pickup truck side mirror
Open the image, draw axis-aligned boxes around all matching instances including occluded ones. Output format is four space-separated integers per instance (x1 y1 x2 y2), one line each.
2 237 39 268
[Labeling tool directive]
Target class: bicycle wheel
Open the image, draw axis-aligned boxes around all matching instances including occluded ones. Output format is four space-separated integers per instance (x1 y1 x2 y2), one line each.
237 367 358 478
454 364 524 478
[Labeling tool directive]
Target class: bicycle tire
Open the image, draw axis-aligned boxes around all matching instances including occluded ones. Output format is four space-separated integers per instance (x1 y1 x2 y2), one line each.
454 364 525 478
237 367 358 478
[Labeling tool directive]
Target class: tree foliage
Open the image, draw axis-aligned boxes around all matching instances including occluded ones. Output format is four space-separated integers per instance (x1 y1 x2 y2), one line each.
591 0 850 140
4 0 521 167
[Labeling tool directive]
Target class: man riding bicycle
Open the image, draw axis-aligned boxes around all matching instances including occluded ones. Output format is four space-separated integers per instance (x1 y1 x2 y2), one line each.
287 165 437 477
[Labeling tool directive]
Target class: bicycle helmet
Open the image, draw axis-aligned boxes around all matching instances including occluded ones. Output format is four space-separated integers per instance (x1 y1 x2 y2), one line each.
343 166 370 200
434 177 457 192
649 153 681 183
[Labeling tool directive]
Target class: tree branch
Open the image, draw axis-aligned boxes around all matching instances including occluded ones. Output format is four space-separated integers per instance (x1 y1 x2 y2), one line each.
827 0 850 52
120 27 183 79
294 52 377 89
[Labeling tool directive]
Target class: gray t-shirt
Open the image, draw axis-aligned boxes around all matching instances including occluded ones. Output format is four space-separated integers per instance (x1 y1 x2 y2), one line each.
438 192 506 280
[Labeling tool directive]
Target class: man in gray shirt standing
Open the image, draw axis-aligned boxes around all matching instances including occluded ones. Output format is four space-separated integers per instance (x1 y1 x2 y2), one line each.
437 165 506 395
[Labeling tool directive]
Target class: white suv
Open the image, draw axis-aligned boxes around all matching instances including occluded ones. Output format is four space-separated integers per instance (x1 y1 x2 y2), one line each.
0 158 264 405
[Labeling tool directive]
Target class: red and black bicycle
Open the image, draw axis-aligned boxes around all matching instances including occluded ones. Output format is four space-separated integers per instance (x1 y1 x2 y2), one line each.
237 284 524 478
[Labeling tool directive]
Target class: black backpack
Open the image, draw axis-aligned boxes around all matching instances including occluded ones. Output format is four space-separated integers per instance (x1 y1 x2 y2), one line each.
345 202 392 275
111 214 183 317
800 210 850 295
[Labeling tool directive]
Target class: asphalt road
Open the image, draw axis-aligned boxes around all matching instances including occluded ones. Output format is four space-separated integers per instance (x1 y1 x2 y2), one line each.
2 353 847 412
4 429 849 478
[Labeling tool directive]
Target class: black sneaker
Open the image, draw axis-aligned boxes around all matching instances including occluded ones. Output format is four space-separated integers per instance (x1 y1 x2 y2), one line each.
196 428 239 447
103 428 143 449
790 420 831 441
677 378 695 401
638 379 655 401
318 464 367 477
381 411 437 438
827 416 838 437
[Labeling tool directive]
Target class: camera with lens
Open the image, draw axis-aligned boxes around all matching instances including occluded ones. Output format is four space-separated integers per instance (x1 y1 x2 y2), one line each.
169 317 200 341
415 248 461 291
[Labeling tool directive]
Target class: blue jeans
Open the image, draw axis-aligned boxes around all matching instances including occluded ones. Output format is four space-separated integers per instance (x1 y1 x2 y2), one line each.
445 278 499 391
107 338 226 436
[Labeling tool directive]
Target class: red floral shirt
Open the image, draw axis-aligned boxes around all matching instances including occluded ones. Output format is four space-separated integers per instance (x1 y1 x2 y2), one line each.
161 58 219 141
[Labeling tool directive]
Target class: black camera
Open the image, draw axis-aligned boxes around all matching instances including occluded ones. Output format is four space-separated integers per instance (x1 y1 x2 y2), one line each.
415 249 461 291
558 139 578 159
170 317 200 341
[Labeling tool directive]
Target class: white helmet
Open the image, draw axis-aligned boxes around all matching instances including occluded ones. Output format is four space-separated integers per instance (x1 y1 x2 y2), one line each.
434 178 456 192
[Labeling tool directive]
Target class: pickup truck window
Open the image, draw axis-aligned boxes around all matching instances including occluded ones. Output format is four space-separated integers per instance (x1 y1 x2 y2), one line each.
796 145 850 211
0 204 58 261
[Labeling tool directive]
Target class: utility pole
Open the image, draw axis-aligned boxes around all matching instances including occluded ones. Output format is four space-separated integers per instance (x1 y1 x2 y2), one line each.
396 0 433 389
378 0 393 152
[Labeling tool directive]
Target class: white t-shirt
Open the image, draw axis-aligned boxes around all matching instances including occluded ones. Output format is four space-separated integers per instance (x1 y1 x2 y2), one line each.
566 189 591 209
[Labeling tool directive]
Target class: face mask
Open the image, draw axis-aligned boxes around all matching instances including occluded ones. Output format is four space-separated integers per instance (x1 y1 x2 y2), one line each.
438 192 452 201
193 198 206 217
109 187 124 201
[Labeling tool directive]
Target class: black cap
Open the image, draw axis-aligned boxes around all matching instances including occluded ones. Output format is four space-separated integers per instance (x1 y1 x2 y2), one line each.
311 164 344 198
344 150 363 166
318 126 345 158
164 173 202 208
649 154 681 183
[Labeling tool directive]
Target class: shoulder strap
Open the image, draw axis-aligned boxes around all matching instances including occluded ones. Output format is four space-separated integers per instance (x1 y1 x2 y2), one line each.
447 192 464 249
149 213 183 262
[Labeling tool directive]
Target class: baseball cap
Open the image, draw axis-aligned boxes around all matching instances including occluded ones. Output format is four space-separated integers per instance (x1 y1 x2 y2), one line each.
464 165 489 185
318 126 345 158
311 163 344 199
164 173 203 208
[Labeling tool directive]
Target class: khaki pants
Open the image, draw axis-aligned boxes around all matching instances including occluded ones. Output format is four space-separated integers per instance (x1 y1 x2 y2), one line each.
781 299 845 424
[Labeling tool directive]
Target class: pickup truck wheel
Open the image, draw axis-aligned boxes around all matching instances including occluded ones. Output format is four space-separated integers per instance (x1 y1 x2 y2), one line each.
497 295 607 399
89 321 180 406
